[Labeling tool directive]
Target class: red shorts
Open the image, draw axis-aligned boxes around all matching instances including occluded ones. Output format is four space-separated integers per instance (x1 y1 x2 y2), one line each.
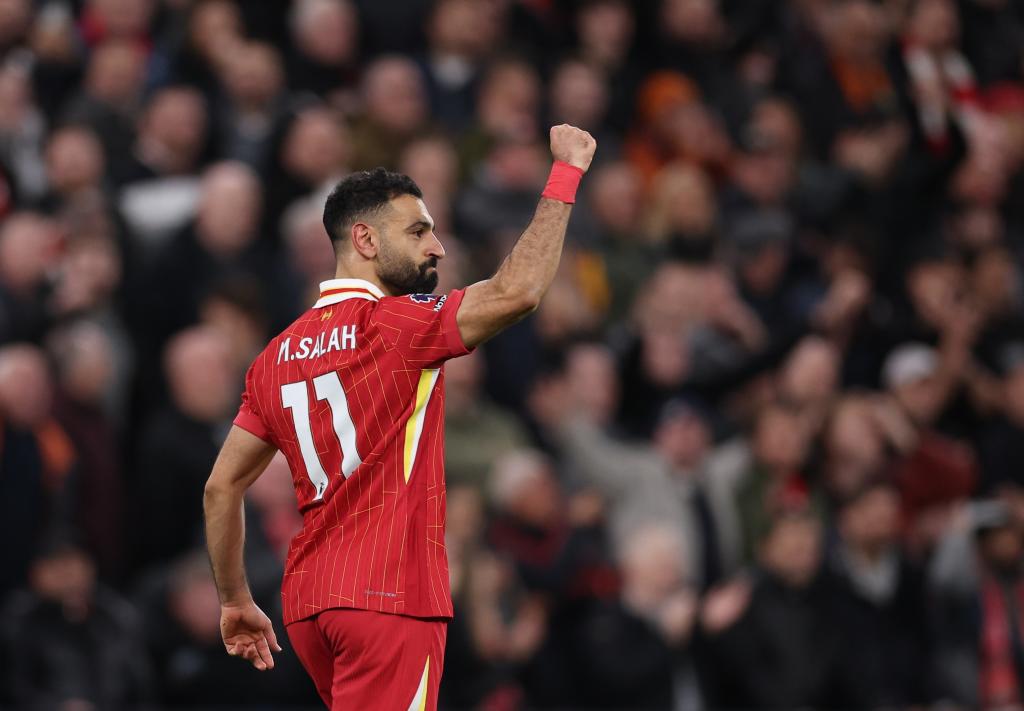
286 608 447 710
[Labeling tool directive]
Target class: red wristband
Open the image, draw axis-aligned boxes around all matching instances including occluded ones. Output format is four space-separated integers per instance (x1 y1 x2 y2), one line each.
542 160 585 204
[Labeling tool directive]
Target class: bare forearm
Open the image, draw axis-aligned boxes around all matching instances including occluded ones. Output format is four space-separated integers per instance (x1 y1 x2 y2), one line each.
456 198 575 347
456 126 595 347
204 486 252 605
203 426 276 604
493 198 572 306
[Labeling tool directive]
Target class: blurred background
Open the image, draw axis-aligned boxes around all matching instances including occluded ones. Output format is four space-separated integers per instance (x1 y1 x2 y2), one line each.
0 0 1023 708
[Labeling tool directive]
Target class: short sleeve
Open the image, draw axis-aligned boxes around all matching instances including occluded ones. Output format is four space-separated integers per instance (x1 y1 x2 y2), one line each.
372 288 473 368
232 361 271 441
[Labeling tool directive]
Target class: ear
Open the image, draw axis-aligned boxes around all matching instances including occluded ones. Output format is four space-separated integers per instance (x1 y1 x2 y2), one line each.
350 222 378 259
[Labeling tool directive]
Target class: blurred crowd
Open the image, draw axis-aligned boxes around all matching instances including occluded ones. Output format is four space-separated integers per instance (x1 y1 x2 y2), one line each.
0 0 1023 709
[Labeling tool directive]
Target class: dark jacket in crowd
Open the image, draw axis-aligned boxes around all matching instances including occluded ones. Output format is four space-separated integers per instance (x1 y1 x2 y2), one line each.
131 407 223 571
828 551 930 708
0 421 76 597
698 571 854 709
567 599 676 710
0 586 153 709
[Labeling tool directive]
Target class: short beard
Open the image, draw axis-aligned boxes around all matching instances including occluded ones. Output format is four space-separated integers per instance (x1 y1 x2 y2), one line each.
377 240 438 295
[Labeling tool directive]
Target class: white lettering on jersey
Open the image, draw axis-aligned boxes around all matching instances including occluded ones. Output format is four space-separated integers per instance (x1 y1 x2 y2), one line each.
341 325 357 350
277 327 360 364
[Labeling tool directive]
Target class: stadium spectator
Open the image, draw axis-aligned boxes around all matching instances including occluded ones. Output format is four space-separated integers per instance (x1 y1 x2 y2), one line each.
131 326 236 572
49 233 129 367
653 0 731 102
775 335 841 427
0 344 76 597
458 57 542 178
41 124 107 213
244 452 303 570
548 58 614 152
0 61 47 203
930 499 1024 707
545 342 733 589
724 97 802 213
571 524 699 709
585 160 651 320
572 0 639 131
0 532 153 708
116 85 209 249
486 448 613 600
881 343 979 553
64 39 147 176
213 41 287 171
445 349 530 490
137 549 315 706
0 212 61 343
901 0 984 153
644 162 718 252
821 395 894 504
78 0 155 48
198 275 269 376
0 0 30 54
420 0 503 134
350 55 431 170
29 2 86 121
398 134 459 235
129 160 277 358
280 199 336 309
733 402 817 559
171 0 244 94
285 0 359 101
444 539 546 709
980 349 1024 493
828 479 930 708
49 320 126 580
455 136 551 274
699 510 850 709
266 105 350 238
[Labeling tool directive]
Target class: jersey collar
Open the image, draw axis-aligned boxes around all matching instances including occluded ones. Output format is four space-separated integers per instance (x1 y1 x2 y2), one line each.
314 278 385 308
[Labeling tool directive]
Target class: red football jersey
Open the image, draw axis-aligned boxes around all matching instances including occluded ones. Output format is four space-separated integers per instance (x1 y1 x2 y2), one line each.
232 278 471 624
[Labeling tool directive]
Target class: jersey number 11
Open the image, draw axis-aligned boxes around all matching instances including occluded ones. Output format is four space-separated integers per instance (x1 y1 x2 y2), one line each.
281 371 362 500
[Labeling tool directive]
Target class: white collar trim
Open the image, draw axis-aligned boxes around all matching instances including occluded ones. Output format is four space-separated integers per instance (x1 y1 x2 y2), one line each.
314 278 385 308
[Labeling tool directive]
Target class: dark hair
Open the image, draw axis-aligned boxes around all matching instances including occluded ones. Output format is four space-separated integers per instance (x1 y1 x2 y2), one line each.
201 275 269 330
322 168 422 247
835 475 897 513
32 525 87 563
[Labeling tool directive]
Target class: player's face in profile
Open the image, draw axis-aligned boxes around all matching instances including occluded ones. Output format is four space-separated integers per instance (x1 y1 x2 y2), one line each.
375 195 445 295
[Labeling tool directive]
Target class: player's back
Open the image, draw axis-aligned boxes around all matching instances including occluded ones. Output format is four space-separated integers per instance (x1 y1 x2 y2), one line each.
232 279 472 624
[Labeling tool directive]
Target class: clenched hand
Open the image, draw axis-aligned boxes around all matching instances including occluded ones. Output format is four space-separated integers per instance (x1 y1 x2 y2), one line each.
549 124 597 173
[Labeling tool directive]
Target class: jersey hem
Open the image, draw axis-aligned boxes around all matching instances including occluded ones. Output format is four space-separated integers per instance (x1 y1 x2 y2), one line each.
281 601 453 627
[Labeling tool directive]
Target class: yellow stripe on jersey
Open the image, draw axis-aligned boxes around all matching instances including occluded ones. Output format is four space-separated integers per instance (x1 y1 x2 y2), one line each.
403 369 439 483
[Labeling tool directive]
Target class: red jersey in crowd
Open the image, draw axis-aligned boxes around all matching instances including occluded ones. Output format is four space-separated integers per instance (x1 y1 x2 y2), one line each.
232 278 471 625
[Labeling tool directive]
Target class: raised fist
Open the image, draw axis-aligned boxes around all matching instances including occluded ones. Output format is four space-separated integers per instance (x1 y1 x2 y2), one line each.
550 124 597 173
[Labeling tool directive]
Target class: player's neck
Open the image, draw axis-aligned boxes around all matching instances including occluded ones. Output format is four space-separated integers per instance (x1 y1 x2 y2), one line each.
331 264 394 297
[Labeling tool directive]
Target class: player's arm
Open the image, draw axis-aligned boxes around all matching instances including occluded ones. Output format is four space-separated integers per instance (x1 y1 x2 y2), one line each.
203 425 282 671
456 124 597 348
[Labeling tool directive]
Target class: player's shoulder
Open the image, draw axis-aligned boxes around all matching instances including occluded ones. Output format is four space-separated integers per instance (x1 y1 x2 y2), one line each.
375 291 456 319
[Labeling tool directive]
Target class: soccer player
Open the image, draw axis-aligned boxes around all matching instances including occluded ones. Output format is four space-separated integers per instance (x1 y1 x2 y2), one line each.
202 124 596 709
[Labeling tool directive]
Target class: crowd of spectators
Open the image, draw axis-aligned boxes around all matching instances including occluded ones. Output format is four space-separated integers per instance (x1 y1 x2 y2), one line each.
0 0 1023 708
